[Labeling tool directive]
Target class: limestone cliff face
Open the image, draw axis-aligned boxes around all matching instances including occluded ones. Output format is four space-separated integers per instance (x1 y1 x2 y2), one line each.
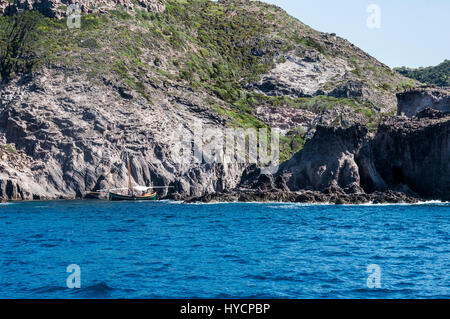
397 87 450 117
0 0 165 18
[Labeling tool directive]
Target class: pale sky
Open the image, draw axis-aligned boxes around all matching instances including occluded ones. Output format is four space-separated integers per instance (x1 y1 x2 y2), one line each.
261 0 450 68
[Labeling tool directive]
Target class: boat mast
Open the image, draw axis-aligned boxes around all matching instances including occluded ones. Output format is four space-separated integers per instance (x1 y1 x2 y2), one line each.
127 153 133 195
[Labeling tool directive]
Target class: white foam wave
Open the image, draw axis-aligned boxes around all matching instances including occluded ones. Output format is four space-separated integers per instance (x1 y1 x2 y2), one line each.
180 200 450 207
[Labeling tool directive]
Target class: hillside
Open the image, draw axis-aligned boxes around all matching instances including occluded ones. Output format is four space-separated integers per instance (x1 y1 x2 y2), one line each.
0 0 422 200
395 60 450 87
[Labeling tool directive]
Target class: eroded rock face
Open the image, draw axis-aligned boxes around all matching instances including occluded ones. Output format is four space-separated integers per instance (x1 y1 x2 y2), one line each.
253 103 371 135
397 87 450 117
247 34 407 117
239 110 450 202
371 110 450 200
250 53 348 98
280 125 368 194
0 70 245 200
1 68 448 202
254 106 315 135
0 0 165 18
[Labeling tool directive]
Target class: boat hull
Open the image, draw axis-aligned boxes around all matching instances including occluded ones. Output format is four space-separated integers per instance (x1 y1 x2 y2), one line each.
109 192 157 201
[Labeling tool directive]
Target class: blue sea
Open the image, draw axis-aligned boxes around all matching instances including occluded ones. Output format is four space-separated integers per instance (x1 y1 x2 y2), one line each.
0 200 448 299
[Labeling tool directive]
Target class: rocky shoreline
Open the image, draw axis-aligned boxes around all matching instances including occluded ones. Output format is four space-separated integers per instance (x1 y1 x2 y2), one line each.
0 188 426 205
174 108 450 204
0 188 431 205
173 190 421 205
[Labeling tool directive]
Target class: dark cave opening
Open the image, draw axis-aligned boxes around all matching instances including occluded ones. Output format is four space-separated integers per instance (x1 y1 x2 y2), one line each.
392 166 405 184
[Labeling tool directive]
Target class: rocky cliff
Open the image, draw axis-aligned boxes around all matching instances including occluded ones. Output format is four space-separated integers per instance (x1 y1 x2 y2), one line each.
232 109 450 203
0 69 246 200
0 0 445 202
371 109 450 200
397 87 450 117
279 125 369 194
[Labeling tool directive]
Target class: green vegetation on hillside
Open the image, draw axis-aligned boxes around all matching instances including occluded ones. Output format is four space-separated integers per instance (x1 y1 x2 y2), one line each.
0 11 64 82
394 60 450 87
0 0 410 162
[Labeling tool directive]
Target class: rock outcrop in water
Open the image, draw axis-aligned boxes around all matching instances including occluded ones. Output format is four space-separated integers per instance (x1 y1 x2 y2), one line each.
189 109 449 204
279 124 368 194
371 109 450 200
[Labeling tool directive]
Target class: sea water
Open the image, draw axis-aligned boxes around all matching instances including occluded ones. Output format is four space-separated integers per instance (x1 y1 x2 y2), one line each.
0 200 448 299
